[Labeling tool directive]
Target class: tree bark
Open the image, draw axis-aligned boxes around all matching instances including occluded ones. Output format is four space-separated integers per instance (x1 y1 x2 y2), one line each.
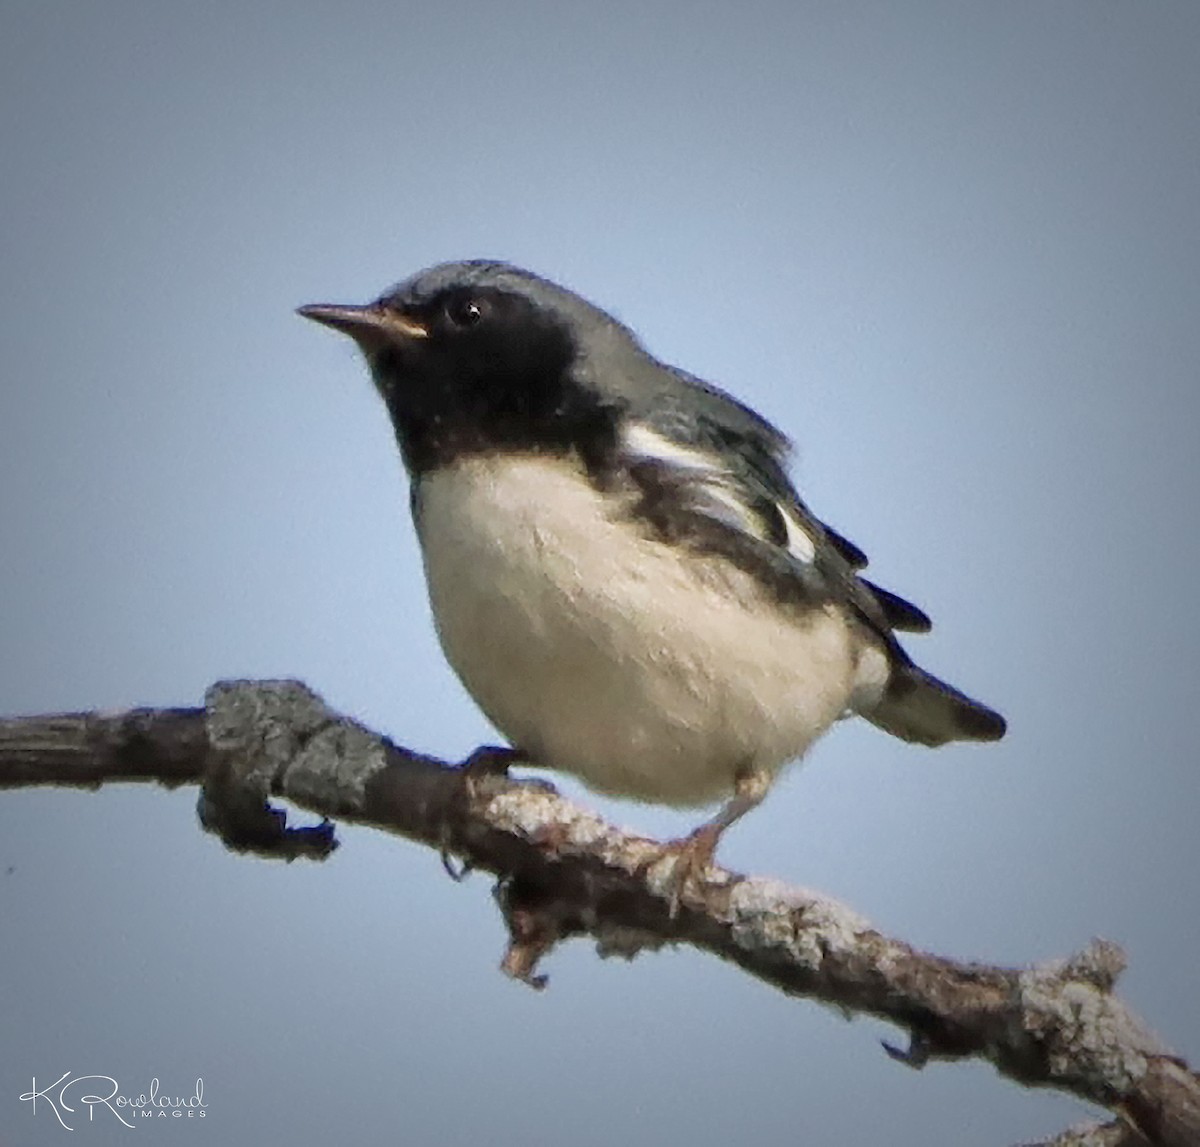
2 679 1196 1147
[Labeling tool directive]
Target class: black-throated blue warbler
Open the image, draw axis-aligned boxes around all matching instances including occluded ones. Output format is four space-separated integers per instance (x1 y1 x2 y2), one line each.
299 260 1005 882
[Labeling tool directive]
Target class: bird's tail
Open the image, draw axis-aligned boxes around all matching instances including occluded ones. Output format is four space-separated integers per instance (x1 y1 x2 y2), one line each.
866 661 1006 747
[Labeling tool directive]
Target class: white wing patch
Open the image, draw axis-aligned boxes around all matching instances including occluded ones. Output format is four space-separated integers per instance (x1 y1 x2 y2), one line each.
621 423 724 475
777 503 817 564
620 422 818 564
620 423 763 537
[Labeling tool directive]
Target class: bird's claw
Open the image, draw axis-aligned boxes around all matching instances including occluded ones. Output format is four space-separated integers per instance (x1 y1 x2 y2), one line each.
642 823 723 918
458 744 521 801
440 746 524 880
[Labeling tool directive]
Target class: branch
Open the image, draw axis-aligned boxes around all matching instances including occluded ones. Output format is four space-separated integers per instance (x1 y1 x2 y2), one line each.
1019 1122 1159 1147
2 679 1196 1146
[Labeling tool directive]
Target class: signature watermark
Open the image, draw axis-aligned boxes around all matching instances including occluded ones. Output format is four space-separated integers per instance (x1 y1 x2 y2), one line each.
19 1074 207 1130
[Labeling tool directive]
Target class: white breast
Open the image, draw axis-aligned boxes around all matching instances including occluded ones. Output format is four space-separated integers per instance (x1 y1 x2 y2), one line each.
416 454 887 808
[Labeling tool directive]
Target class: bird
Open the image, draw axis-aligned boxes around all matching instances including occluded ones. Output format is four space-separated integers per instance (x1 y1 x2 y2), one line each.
299 260 1005 893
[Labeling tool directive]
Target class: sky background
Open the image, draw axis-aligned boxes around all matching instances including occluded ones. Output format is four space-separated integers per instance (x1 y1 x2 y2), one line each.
1 3 1197 1144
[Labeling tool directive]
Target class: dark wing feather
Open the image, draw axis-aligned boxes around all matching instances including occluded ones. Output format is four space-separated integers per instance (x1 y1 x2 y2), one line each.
821 524 869 569
860 579 932 633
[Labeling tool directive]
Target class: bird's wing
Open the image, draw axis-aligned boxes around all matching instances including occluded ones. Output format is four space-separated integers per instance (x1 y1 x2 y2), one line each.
619 375 930 641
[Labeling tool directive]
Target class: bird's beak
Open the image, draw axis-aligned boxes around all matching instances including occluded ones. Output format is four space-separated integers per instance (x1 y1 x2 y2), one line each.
296 303 429 350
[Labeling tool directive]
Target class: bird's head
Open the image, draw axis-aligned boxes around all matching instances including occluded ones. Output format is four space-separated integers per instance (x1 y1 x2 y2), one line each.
299 260 639 471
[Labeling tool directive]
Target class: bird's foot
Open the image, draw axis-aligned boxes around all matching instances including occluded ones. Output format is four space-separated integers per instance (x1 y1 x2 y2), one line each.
638 768 771 917
458 744 522 801
643 822 725 919
440 745 524 880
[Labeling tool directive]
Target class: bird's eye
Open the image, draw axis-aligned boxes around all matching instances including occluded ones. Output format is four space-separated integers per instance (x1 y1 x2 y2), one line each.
444 296 485 329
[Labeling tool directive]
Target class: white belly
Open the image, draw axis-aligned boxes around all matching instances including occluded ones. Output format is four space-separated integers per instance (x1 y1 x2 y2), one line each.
416 454 886 807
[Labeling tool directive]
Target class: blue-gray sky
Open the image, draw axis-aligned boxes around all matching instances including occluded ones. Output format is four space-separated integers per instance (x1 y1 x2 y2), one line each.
1 3 1197 1144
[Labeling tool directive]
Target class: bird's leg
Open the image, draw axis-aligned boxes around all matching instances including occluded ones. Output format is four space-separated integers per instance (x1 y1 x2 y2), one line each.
651 766 773 916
